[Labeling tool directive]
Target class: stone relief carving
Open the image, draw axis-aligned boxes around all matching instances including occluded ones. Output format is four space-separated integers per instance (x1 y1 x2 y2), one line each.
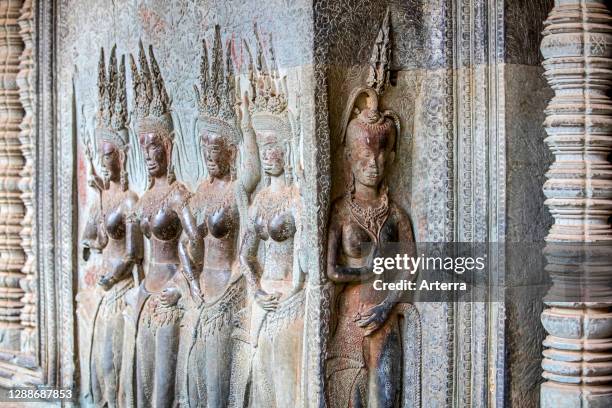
0 0 26 354
177 25 261 407
235 27 307 407
55 1 512 406
78 46 143 407
120 42 200 408
325 11 419 408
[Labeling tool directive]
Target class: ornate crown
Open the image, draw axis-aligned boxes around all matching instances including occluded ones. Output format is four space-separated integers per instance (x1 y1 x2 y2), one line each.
130 41 173 139
340 9 399 151
195 25 240 143
246 25 291 144
95 45 128 148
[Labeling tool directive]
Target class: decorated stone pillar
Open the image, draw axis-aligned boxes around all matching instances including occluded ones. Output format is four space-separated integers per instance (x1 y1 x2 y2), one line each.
540 1 612 406
17 0 34 356
0 0 24 352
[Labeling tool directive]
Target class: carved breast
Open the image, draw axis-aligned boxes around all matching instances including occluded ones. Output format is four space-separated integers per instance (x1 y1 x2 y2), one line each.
268 212 296 242
342 222 373 259
150 208 181 242
207 206 236 239
105 208 125 240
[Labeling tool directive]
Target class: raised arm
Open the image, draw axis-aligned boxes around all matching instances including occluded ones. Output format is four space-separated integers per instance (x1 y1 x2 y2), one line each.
237 92 261 194
84 141 105 192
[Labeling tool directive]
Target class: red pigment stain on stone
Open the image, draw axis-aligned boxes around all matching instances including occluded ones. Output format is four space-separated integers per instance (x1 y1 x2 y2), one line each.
77 147 87 205
138 5 167 40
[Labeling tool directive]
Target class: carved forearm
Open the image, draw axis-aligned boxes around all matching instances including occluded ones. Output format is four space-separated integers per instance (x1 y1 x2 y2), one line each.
239 124 261 193
179 205 202 243
125 219 143 263
239 230 261 291
328 264 375 283
179 238 201 284
108 259 134 282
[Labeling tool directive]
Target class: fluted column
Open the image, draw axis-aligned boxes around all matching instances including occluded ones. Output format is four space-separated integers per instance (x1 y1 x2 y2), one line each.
0 0 24 352
17 0 33 356
540 1 612 406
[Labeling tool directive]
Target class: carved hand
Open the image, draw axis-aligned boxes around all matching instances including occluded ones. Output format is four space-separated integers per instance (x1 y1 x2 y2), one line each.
189 279 204 304
161 286 181 307
354 300 392 336
255 289 280 312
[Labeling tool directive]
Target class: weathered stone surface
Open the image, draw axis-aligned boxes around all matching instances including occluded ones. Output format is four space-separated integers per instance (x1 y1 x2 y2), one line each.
0 0 582 406
539 0 612 406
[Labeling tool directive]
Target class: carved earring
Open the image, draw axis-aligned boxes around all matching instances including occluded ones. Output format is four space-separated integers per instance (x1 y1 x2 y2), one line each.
166 141 176 184
120 170 128 191
119 149 128 191
146 174 154 190
167 163 176 184
284 142 293 186
230 162 236 181
349 172 356 194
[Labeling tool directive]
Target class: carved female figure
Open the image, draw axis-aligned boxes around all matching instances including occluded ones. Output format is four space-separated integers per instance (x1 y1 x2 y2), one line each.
121 42 200 408
325 13 416 408
178 27 260 407
239 33 306 407
79 46 142 408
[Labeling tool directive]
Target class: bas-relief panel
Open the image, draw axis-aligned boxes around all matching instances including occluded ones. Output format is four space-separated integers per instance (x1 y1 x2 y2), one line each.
57 0 478 406
57 1 319 406
322 1 455 405
59 0 316 287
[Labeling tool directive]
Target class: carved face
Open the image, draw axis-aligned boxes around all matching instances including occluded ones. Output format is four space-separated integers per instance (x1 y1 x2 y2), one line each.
346 113 396 189
258 131 285 177
100 141 121 180
140 132 168 178
202 132 235 179
261 144 285 177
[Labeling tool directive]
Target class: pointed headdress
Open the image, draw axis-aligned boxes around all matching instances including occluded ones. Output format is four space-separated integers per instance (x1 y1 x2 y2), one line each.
130 41 173 139
95 45 129 149
246 24 292 146
340 9 400 153
195 25 240 143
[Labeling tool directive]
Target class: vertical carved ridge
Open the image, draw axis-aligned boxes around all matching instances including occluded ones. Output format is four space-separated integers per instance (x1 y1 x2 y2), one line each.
0 0 24 352
16 0 33 356
540 0 612 406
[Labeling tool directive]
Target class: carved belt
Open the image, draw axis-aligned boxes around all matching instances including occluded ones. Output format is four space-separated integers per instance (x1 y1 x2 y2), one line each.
195 277 245 339
140 293 183 328
101 278 134 316
260 290 305 337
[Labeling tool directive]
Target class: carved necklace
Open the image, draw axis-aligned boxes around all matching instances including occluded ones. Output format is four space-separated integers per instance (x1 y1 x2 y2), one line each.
346 185 389 243
192 179 235 221
253 184 293 222
100 187 128 220
138 182 182 220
